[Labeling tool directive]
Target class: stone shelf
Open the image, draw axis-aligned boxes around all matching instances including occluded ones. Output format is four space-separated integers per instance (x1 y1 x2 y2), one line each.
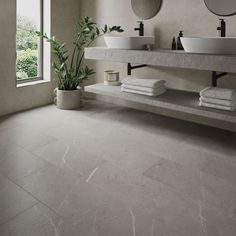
85 47 236 73
85 83 236 132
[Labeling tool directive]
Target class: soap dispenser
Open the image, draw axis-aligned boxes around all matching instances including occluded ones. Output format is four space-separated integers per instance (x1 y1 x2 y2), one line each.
177 31 184 50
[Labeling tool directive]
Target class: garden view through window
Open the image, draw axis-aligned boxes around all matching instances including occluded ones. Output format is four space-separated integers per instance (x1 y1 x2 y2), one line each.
16 0 43 81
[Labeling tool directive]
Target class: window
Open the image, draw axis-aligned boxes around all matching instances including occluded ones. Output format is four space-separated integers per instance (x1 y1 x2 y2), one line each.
16 0 43 83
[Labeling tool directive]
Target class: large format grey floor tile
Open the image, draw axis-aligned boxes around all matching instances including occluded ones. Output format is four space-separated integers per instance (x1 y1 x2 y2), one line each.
200 172 236 236
0 115 23 133
43 114 117 145
144 158 236 218
0 172 37 225
16 164 79 211
1 126 57 152
143 136 236 188
56 176 202 236
200 155 236 188
8 107 66 133
55 178 135 231
81 162 204 236
200 172 236 220
102 147 161 175
203 206 236 236
33 140 106 177
108 106 236 161
0 138 19 162
0 203 80 236
0 101 236 235
148 136 219 169
144 158 202 200
87 161 195 209
0 147 48 181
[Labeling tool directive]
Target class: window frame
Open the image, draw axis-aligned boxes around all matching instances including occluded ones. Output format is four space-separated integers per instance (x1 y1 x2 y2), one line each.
16 0 44 84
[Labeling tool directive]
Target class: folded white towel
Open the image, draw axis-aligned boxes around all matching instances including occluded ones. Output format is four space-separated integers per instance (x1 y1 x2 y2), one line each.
200 87 236 101
122 77 166 88
121 87 166 97
199 101 236 111
200 97 236 107
121 84 166 93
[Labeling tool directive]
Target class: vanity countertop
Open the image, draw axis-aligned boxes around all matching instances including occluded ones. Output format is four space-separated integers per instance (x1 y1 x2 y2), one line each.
85 47 236 73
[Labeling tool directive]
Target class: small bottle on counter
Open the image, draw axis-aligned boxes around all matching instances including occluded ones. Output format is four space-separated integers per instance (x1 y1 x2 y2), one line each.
171 37 177 50
176 31 184 50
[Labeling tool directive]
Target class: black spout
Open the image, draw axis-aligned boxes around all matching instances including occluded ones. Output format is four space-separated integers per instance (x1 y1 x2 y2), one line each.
217 19 226 37
134 21 144 36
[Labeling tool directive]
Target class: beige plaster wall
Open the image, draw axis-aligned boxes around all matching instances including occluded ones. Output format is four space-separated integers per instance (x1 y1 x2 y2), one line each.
0 0 80 116
80 0 236 92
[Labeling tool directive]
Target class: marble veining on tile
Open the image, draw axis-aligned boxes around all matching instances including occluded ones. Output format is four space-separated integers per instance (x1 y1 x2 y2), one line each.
144 158 202 200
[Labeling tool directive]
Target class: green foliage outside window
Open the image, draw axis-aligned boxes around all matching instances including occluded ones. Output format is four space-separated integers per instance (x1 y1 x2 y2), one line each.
16 16 38 80
16 49 38 80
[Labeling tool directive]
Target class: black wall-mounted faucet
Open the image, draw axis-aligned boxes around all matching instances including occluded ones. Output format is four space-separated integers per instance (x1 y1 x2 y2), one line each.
217 19 226 37
128 21 146 75
134 21 144 36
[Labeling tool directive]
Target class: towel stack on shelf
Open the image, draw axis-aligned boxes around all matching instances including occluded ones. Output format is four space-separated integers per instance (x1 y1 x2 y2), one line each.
199 87 236 111
121 77 166 97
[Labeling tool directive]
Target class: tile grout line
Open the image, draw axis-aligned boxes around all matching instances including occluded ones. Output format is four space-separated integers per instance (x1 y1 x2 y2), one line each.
0 202 38 227
0 171 66 221
17 140 110 182
85 160 201 210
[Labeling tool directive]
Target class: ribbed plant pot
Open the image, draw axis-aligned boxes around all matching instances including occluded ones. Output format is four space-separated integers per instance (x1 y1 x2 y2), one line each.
54 88 81 110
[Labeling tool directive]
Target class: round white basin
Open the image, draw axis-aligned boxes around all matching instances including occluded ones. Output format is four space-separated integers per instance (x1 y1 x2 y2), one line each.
104 36 155 50
181 37 236 55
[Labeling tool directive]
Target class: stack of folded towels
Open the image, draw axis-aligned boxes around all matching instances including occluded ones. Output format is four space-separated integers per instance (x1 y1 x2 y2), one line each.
199 87 236 111
121 77 166 97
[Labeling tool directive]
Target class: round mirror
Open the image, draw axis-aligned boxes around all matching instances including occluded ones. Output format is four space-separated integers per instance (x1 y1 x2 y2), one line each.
204 0 236 16
131 0 162 20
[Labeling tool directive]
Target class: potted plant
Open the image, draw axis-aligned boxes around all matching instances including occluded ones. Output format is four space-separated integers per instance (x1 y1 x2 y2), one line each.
37 16 123 110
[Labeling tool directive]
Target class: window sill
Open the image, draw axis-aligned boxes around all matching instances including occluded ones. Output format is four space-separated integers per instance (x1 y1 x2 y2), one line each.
17 80 50 88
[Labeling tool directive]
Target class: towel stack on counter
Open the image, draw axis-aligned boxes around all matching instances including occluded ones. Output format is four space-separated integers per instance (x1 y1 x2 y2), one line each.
121 77 166 97
199 87 236 111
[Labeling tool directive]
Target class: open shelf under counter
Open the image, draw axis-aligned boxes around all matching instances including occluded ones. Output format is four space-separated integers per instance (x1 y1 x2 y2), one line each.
85 47 236 73
85 83 236 132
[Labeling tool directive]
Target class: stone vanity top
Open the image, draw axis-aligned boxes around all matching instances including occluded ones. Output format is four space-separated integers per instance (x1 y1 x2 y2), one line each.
85 47 236 73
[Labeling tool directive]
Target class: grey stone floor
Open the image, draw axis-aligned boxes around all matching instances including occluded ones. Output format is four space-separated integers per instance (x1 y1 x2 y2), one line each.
0 100 235 236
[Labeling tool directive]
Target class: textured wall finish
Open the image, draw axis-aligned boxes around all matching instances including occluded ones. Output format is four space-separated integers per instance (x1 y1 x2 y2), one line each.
80 0 236 92
0 0 80 116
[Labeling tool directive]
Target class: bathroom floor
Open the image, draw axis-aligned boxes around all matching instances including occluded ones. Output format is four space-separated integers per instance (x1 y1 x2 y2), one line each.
0 100 235 236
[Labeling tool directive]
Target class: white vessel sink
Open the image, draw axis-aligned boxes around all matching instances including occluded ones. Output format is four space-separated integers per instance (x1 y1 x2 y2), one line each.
181 37 236 55
104 36 155 50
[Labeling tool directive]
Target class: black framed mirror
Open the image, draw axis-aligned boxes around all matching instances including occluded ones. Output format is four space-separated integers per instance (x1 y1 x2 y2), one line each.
204 0 236 16
131 0 162 20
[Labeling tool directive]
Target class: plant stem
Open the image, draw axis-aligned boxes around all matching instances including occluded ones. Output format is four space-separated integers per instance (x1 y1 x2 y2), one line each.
70 46 77 69
76 33 105 75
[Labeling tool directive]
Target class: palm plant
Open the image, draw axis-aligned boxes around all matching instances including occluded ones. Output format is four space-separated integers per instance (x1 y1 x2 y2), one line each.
37 16 123 90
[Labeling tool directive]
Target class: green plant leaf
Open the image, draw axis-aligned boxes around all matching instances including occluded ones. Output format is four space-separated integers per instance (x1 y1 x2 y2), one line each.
102 24 108 33
36 16 124 90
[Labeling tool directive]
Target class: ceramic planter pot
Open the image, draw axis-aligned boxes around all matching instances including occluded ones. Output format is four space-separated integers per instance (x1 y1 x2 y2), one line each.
54 88 81 110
